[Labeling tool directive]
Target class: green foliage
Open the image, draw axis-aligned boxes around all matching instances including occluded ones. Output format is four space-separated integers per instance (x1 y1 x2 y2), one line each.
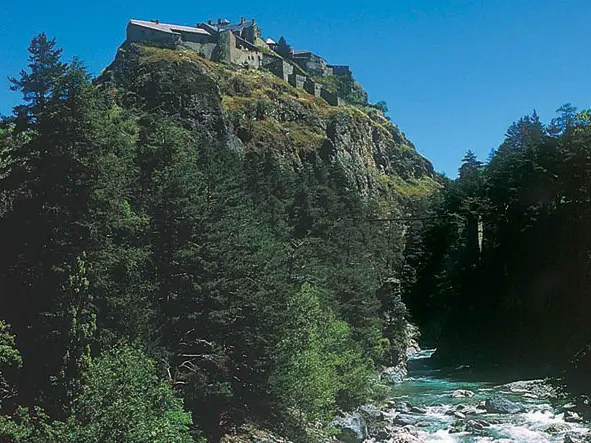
271 284 372 422
276 37 292 58
407 106 591 377
67 346 194 443
0 348 197 443
0 33 426 441
8 33 66 129
374 101 388 113
0 321 22 407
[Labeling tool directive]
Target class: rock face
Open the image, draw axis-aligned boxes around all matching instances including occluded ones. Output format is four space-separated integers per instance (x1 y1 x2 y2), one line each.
329 412 368 443
381 363 408 385
484 395 525 414
99 43 438 202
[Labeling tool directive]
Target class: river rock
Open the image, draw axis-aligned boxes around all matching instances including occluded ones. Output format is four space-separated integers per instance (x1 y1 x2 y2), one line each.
388 427 425 443
502 379 557 399
450 419 487 434
329 412 368 443
393 414 419 426
565 411 584 423
545 423 571 434
452 389 475 398
395 402 413 413
484 395 525 414
564 433 584 443
360 404 385 420
389 434 424 443
453 411 466 419
409 406 427 414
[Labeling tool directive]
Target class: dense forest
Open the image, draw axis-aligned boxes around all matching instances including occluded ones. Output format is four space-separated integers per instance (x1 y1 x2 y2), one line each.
0 34 435 442
406 105 591 393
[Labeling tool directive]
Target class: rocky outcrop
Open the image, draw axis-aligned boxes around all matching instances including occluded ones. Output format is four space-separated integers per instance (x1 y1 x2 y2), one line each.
99 43 438 203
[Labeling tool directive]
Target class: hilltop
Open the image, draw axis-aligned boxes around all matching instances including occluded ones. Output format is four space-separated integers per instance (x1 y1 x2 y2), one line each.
100 18 438 201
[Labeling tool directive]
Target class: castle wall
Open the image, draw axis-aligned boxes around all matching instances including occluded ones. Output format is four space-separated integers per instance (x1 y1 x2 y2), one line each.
176 30 214 44
263 58 293 82
289 73 306 89
293 52 332 77
328 65 351 76
304 79 322 97
127 22 180 46
181 42 218 59
214 31 262 68
321 88 346 106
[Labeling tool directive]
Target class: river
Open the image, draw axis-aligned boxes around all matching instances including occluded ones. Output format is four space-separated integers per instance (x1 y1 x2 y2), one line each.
388 349 590 442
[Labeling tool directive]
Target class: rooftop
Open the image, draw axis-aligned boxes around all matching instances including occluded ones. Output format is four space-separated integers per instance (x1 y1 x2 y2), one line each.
199 18 257 34
129 19 211 36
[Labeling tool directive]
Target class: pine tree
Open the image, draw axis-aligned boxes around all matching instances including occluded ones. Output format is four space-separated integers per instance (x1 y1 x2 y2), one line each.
8 33 66 130
276 36 292 58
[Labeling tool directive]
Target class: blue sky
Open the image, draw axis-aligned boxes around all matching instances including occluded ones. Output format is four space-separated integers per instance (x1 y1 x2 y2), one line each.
2 0 591 176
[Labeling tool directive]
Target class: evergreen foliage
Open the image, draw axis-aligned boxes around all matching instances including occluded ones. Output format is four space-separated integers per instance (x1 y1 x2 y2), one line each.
0 34 421 441
406 106 591 390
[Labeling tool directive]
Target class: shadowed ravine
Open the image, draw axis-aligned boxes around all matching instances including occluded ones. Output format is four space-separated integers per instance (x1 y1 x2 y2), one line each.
386 349 590 442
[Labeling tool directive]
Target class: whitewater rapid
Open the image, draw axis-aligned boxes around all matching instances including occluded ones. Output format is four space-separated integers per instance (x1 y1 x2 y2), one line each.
388 349 590 442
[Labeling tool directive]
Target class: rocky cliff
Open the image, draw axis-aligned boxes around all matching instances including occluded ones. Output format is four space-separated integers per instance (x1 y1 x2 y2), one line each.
99 43 439 207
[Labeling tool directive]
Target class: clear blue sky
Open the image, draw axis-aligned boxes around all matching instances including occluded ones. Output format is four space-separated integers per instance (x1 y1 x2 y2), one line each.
2 0 591 176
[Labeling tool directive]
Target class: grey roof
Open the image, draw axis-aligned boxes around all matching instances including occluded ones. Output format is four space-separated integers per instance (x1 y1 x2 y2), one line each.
129 19 211 36
202 21 256 33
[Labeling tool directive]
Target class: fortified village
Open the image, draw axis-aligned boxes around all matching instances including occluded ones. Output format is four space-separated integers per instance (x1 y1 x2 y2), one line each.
126 17 369 107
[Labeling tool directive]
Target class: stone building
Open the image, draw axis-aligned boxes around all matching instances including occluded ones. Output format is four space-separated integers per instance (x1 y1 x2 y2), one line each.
125 18 356 106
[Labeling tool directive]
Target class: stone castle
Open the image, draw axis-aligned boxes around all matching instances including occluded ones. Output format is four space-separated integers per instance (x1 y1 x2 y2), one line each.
126 18 362 106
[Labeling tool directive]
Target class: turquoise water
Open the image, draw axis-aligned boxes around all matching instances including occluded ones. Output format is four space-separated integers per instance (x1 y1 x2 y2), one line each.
389 349 590 442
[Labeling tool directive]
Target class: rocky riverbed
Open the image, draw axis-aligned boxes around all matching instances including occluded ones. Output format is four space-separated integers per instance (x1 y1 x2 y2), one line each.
330 349 591 443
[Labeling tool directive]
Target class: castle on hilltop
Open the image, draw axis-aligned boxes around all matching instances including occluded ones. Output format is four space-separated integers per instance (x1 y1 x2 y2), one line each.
126 18 364 106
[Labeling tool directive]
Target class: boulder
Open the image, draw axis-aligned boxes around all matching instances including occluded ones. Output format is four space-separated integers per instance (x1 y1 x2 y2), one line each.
565 411 584 423
564 433 584 443
484 395 525 414
545 423 571 434
360 404 385 420
389 434 424 443
329 412 368 443
409 406 427 414
393 414 420 426
452 389 475 398
395 402 413 413
388 427 425 443
374 426 395 441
